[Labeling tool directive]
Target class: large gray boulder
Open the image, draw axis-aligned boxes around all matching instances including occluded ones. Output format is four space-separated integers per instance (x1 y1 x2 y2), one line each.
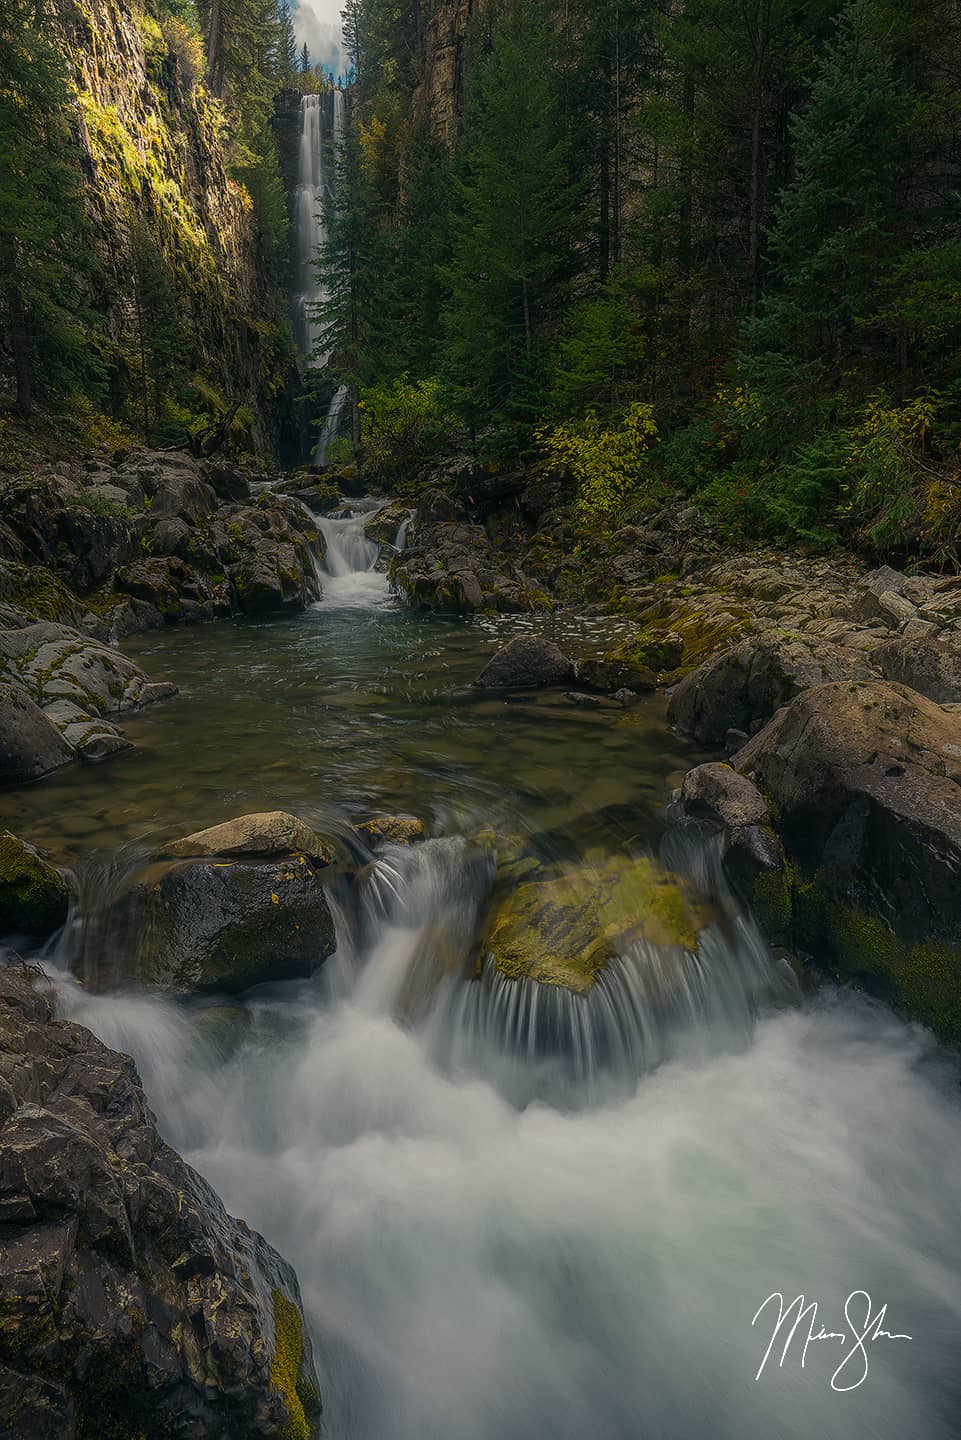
475 635 575 689
0 685 73 784
668 631 874 745
872 635 961 705
734 680 961 1038
0 965 321 1440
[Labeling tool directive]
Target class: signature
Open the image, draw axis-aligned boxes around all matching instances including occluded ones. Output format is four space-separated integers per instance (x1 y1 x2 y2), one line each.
752 1291 912 1391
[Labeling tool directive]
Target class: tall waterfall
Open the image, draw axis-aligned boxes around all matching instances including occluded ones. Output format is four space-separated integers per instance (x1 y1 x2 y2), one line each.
292 89 350 462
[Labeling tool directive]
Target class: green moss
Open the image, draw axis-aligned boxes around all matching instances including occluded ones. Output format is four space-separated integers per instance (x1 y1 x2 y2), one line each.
270 1289 311 1440
484 856 709 993
794 873 961 1042
752 867 793 935
0 831 69 936
1 562 81 622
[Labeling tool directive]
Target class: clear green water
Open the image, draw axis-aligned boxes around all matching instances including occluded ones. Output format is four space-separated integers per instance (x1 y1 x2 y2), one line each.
3 603 701 867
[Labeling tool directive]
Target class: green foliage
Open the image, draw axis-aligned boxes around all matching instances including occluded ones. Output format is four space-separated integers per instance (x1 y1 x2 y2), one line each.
440 0 579 439
358 376 457 478
537 403 659 527
0 1 104 414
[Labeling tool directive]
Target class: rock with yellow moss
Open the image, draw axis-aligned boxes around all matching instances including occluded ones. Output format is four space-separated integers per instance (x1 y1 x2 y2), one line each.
482 855 710 993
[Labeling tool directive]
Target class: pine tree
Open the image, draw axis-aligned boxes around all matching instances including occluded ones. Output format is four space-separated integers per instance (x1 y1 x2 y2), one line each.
278 0 298 89
748 1 908 394
300 41 311 74
440 0 578 437
0 0 101 416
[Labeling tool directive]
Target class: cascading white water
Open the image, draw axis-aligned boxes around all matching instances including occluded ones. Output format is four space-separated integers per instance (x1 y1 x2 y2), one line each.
49 832 961 1440
314 498 392 609
291 89 350 462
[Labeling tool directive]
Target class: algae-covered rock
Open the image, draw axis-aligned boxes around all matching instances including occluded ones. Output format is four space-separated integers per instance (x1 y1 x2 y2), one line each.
577 635 658 694
355 814 426 846
482 855 709 993
0 831 69 936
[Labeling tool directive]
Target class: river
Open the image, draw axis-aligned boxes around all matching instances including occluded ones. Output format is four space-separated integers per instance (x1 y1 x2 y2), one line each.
7 500 961 1439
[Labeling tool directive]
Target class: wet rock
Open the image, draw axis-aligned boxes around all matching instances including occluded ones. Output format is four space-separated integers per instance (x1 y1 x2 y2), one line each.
669 631 874 746
0 833 69 936
577 635 659 693
162 811 335 864
124 853 337 994
355 814 426 846
475 635 575 689
482 856 709 993
0 685 74 784
0 965 321 1439
680 763 769 829
735 680 961 1039
872 636 961 705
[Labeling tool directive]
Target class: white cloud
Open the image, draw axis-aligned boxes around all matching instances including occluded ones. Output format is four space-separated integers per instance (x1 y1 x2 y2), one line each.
292 1 347 79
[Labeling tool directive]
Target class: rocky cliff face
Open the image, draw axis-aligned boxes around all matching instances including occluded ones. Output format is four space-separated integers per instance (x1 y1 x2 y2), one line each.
410 0 481 146
0 963 321 1439
46 0 292 452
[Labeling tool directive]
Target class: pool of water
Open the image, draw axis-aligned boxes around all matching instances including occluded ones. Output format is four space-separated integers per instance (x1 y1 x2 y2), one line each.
3 600 700 867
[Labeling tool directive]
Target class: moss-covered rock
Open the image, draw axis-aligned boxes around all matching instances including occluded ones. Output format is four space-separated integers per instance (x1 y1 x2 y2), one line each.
354 814 426 846
482 855 709 993
0 831 69 936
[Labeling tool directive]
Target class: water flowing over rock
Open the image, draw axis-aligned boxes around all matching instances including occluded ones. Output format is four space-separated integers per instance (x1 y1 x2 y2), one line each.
0 965 321 1440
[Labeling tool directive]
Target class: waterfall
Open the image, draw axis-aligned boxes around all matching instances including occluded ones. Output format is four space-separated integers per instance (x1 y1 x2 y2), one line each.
291 89 350 463
314 498 393 609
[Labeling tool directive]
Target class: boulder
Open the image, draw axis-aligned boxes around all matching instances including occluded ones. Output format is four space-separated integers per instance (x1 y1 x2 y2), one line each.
675 764 788 928
0 965 321 1439
0 685 74 784
872 636 961 705
669 631 874 746
482 856 709 993
0 833 69 936
734 680 961 1038
577 634 659 693
123 853 337 994
162 811 335 864
355 814 426 846
475 635 575 690
679 762 769 829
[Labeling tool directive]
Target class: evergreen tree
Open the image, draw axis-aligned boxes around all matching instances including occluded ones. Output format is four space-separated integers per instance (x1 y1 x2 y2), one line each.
440 0 578 437
300 41 312 73
279 0 298 89
748 1 908 395
0 0 101 416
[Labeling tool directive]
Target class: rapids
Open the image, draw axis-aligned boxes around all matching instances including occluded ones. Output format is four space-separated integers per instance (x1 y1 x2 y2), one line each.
10 499 961 1439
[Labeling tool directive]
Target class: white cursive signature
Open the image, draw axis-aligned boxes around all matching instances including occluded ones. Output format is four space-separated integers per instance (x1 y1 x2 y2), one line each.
752 1291 912 1392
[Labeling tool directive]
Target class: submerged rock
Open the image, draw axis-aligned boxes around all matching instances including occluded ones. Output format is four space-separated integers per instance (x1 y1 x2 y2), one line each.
0 965 321 1439
475 635 575 690
734 680 961 1038
577 634 659 693
0 832 69 936
481 855 709 993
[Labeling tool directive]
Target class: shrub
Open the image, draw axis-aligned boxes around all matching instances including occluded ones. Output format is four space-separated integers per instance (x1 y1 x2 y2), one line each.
359 375 455 479
536 402 658 528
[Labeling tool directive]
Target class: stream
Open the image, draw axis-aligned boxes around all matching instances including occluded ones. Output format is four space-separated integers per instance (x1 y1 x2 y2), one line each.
6 501 961 1438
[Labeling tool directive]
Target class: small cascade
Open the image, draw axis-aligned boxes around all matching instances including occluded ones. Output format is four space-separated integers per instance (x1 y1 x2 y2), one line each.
315 382 350 465
314 498 393 609
339 834 792 1099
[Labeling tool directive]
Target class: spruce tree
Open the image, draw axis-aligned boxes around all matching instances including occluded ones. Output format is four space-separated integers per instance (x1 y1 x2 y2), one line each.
440 0 578 438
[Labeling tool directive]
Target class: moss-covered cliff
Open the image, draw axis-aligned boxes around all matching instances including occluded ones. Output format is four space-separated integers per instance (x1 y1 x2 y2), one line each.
41 0 296 453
